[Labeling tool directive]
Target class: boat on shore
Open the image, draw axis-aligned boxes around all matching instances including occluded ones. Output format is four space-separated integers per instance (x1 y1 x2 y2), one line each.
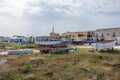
7 49 33 55
91 40 116 51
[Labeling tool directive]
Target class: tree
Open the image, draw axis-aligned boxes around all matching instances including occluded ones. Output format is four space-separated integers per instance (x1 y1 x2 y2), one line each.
27 37 34 45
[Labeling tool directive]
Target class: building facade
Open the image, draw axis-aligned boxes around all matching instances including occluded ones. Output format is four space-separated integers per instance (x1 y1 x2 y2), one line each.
50 32 60 37
49 27 60 37
62 32 88 41
0 36 11 43
0 36 4 42
94 28 120 41
61 31 94 45
61 31 95 41
10 36 28 44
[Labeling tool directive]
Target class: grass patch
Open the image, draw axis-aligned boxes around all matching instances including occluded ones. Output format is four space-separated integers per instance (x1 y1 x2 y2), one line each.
0 48 120 80
0 71 17 80
43 70 53 77
18 63 33 74
0 42 26 49
81 67 103 76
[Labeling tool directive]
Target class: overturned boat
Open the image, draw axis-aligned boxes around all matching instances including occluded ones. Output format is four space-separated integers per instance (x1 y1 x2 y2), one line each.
91 40 116 51
34 36 67 48
7 49 33 55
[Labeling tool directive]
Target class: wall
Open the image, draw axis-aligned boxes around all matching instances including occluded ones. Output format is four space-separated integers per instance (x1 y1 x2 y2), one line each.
94 28 120 41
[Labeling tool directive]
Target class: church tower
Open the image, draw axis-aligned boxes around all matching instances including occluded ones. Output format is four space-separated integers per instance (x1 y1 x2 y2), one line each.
52 27 54 33
49 27 60 37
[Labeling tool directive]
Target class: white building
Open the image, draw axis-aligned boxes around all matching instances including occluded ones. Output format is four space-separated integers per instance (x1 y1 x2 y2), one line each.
0 36 4 42
94 27 120 45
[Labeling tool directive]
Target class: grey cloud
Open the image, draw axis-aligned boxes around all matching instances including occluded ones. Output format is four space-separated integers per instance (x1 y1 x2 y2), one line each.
22 0 74 29
0 0 120 36
0 0 4 6
22 0 120 34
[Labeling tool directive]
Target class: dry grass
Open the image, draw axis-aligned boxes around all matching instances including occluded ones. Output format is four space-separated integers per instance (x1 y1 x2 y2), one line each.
0 48 120 80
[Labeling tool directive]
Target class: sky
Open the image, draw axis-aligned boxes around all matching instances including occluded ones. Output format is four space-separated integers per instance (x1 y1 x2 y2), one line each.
0 0 120 37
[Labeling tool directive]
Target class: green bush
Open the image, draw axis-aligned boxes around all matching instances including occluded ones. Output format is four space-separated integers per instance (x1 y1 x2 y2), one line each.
44 71 53 77
19 64 33 74
67 74 76 80
19 62 30 66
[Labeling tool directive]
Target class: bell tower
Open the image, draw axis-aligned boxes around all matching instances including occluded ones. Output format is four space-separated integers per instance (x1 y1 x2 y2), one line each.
50 26 60 37
52 27 54 33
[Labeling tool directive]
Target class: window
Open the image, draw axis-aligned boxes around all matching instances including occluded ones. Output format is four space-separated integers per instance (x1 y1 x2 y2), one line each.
96 33 98 37
107 33 109 36
101 33 104 37
78 34 84 37
78 34 81 37
113 33 116 37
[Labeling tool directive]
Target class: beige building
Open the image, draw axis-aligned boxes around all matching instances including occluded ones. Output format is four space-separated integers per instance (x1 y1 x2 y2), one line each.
50 32 60 37
61 31 92 41
49 27 60 37
94 27 120 41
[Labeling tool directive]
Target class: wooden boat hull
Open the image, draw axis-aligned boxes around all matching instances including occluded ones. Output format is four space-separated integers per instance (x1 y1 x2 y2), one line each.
91 40 116 51
7 49 33 55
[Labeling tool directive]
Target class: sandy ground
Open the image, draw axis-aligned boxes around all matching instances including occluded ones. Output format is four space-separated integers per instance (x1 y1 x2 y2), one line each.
75 45 120 49
74 45 91 48
0 57 7 65
0 52 8 55
114 46 120 49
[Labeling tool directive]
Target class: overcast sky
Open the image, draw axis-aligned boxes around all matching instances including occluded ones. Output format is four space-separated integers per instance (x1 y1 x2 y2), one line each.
0 0 120 36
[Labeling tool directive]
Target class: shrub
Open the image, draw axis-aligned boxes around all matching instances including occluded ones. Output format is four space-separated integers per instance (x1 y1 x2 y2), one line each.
44 71 53 77
67 74 76 80
19 64 32 74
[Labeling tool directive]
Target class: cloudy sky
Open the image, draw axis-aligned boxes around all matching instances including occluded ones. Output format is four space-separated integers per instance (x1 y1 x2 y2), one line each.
0 0 120 36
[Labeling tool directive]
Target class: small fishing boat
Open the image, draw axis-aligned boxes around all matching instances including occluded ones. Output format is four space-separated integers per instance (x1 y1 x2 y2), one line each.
35 41 62 45
91 40 116 51
7 49 33 55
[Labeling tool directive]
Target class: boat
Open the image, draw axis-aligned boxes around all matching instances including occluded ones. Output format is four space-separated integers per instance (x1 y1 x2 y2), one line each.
35 41 62 45
34 36 65 48
91 40 116 51
117 37 120 45
7 49 33 55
